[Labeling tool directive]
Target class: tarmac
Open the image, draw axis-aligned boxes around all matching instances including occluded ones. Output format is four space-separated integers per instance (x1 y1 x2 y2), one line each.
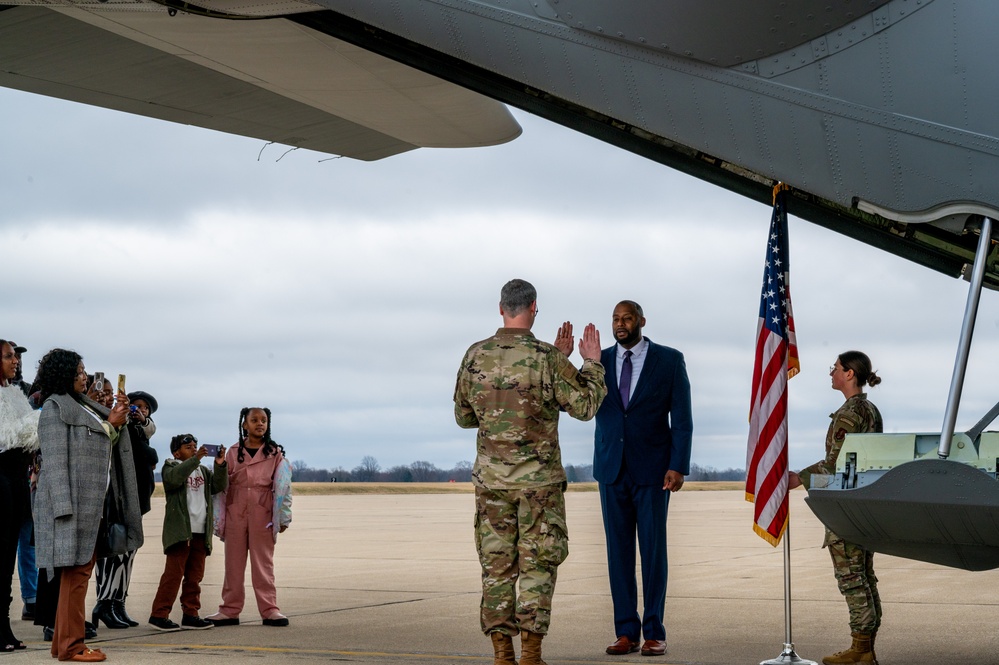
8 488 999 665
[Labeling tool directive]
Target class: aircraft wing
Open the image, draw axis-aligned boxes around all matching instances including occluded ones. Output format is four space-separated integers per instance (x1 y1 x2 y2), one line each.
293 0 999 285
0 1 522 161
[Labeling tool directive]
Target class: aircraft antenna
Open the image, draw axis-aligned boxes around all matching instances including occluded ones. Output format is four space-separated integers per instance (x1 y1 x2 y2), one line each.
257 141 275 161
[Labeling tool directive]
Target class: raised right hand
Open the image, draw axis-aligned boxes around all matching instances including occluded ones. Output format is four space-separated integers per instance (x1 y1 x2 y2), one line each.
554 321 574 356
578 323 602 361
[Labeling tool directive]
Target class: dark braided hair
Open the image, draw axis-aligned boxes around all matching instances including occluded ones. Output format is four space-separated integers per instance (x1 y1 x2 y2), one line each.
33 349 84 404
235 406 285 463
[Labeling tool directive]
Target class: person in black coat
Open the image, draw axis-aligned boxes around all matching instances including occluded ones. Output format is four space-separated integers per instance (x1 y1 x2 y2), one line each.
0 340 39 652
91 391 159 630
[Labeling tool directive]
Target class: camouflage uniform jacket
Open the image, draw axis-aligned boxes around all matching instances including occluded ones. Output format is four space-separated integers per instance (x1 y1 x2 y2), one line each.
798 393 883 490
454 328 607 489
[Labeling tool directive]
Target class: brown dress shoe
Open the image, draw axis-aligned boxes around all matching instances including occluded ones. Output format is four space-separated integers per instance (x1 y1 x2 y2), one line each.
640 639 667 656
67 648 107 662
606 636 640 655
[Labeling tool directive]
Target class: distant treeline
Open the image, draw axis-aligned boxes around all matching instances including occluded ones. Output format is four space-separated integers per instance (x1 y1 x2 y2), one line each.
686 463 746 482
290 456 745 483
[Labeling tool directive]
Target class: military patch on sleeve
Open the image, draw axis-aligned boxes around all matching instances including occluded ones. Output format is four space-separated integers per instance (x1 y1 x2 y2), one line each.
834 427 848 442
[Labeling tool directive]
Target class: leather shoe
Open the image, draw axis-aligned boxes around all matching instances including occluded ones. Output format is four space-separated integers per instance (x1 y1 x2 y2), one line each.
48 625 97 641
68 648 106 662
640 639 667 656
205 613 239 627
606 636 640 655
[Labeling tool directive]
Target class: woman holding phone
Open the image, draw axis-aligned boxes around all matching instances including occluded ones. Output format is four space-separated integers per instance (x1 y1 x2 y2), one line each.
91 391 160 630
33 350 144 662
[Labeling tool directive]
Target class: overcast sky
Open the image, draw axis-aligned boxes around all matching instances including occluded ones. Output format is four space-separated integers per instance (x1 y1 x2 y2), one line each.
3 86 998 475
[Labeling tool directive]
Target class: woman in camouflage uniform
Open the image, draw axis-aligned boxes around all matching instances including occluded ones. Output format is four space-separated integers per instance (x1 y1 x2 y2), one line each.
789 350 883 665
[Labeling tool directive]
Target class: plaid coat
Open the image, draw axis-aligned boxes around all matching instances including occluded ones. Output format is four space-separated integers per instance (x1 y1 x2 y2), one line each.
34 393 144 574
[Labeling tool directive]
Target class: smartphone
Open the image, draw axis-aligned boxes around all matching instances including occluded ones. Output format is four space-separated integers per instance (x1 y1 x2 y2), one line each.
93 372 105 392
203 444 220 458
117 374 126 395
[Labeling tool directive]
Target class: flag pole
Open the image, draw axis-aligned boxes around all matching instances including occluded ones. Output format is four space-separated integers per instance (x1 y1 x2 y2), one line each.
760 505 815 665
751 183 814 664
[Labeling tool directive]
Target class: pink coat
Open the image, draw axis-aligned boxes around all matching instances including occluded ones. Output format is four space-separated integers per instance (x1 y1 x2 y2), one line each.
213 445 292 543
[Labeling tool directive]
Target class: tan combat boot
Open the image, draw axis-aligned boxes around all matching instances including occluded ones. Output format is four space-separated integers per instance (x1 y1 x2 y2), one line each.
490 632 518 665
821 632 878 665
519 631 547 665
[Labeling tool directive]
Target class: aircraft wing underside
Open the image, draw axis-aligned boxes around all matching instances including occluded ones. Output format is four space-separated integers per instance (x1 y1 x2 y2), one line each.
2 0 998 286
0 1 522 160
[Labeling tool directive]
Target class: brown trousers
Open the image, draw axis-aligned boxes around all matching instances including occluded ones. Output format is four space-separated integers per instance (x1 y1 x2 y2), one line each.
52 554 97 661
151 535 208 618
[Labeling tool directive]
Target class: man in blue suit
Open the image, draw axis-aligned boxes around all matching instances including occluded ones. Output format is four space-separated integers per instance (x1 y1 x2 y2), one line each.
594 300 693 657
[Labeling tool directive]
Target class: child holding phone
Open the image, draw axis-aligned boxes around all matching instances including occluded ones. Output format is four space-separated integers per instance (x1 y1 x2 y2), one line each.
208 408 292 627
148 435 227 631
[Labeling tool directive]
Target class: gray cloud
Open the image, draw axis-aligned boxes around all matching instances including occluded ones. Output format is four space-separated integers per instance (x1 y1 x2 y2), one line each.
3 89 998 476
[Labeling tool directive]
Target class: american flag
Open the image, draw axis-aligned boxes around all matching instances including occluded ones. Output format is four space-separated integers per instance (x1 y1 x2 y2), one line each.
745 186 799 546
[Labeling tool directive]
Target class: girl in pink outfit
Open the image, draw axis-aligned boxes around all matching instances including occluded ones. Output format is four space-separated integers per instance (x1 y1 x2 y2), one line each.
207 407 292 627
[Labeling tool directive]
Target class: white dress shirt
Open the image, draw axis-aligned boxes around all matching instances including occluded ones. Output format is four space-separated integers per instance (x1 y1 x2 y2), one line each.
615 338 649 400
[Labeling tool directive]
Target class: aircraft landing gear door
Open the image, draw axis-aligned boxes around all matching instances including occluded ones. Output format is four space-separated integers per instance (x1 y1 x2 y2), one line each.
938 217 993 459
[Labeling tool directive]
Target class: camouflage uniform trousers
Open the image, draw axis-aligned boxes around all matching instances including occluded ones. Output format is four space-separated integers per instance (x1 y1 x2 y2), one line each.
826 530 882 634
474 483 569 636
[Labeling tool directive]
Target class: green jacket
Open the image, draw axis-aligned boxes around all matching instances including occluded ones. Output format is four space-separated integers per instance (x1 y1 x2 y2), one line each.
454 328 606 489
161 456 228 554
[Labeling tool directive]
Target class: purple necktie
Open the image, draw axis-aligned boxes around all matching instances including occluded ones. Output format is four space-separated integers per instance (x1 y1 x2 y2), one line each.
620 350 633 409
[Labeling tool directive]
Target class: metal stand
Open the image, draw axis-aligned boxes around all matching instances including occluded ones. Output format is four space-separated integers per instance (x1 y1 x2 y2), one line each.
761 516 817 665
938 217 993 458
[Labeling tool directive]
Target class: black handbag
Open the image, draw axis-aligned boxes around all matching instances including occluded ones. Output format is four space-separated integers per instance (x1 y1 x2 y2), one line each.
97 482 129 558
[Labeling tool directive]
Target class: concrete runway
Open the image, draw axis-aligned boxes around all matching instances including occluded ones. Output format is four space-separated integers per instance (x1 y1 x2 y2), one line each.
9 489 999 664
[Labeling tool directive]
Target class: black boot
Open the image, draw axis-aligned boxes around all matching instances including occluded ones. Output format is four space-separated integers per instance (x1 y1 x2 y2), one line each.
20 602 34 621
112 600 138 627
92 600 129 629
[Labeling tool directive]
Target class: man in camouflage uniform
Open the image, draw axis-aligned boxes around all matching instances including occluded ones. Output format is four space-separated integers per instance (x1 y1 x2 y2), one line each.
790 354 883 665
454 279 607 665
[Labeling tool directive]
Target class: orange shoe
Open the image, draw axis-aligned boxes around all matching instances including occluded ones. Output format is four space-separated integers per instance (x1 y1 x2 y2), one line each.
67 648 106 662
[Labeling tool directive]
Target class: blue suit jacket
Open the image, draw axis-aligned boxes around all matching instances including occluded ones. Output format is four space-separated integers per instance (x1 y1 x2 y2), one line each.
593 338 693 485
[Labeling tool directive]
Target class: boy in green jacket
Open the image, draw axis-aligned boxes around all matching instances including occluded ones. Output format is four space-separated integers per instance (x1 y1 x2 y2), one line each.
148 435 228 631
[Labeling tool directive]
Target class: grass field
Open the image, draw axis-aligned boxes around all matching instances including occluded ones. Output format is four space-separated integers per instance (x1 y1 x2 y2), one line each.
270 481 740 495
151 480 741 496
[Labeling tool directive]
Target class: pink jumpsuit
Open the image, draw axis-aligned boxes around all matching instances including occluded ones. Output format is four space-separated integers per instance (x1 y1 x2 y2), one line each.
216 447 286 619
